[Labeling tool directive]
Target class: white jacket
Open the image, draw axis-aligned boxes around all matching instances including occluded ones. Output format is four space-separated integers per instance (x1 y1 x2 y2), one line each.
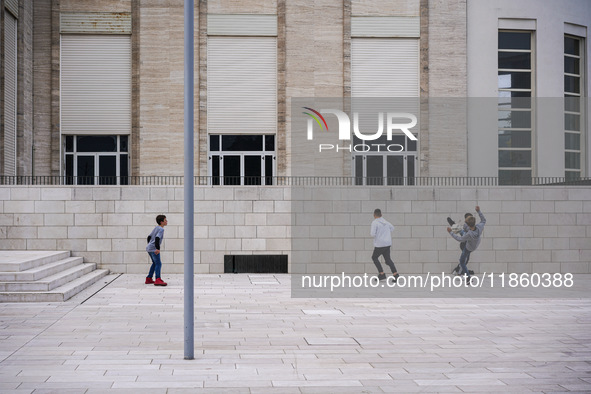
371 217 394 247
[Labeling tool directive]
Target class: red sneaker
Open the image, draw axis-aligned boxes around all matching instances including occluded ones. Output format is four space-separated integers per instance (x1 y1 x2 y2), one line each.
154 278 167 286
145 277 154 284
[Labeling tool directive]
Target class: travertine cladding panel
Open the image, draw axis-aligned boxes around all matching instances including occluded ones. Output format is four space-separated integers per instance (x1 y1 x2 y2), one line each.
208 0 277 14
32 0 52 176
425 0 468 177
138 0 189 176
16 0 35 176
428 0 466 97
352 0 419 16
0 185 589 275
60 0 131 12
284 0 345 176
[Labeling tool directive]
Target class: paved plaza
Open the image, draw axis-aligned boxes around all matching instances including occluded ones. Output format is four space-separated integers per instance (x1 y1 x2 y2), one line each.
1 273 590 393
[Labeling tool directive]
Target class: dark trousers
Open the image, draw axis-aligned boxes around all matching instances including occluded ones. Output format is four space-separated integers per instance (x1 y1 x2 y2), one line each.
372 246 397 273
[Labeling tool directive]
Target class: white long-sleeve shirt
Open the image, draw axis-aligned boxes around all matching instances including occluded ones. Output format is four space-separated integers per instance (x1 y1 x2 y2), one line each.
371 217 394 247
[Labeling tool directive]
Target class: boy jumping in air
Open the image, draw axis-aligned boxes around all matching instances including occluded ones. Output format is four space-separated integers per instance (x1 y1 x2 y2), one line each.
447 212 474 275
447 206 486 285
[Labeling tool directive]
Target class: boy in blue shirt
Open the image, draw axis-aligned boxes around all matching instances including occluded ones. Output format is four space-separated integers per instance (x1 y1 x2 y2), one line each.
146 214 168 286
447 206 486 285
447 212 474 275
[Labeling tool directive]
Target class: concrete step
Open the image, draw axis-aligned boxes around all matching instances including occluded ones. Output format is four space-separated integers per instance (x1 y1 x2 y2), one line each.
0 251 71 272
0 263 96 292
0 257 84 282
0 269 110 302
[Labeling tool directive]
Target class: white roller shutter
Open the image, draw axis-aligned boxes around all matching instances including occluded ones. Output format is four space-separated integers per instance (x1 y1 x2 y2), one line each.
351 38 419 98
207 37 277 134
60 35 131 135
3 11 17 176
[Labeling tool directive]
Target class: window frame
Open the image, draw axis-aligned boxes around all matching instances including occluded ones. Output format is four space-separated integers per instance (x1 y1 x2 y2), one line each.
497 29 536 184
351 134 418 185
63 135 130 185
208 134 276 186
564 34 586 179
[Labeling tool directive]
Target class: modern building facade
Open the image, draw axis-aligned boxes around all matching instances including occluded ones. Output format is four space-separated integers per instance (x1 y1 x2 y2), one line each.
1 0 590 275
1 0 589 185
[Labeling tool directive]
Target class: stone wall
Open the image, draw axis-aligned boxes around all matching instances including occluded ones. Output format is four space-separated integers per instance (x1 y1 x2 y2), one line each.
0 185 589 275
32 0 52 177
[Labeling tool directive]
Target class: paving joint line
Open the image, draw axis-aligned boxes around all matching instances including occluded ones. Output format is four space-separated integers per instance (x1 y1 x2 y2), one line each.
80 273 123 305
0 274 122 365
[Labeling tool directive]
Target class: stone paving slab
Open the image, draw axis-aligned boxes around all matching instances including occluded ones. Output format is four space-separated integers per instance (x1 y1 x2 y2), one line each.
0 274 590 393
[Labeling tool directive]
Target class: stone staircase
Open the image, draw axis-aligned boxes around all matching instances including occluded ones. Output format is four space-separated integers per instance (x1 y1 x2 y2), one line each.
0 251 109 302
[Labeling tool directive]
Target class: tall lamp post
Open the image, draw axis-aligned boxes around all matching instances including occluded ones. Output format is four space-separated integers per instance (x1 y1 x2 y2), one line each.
183 0 195 360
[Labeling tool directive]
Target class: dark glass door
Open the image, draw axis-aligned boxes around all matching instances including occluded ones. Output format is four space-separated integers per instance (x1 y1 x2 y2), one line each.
223 156 240 185
99 155 117 185
366 156 383 185
77 156 94 185
244 155 262 185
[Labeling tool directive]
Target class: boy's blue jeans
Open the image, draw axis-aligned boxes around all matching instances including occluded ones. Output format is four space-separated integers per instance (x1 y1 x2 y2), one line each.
147 252 162 278
459 248 471 277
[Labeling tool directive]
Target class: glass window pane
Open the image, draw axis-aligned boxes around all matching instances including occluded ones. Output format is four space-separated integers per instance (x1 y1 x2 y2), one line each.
499 169 531 185
389 135 405 146
120 154 129 185
499 150 531 167
498 92 532 109
564 56 580 75
499 32 531 50
265 155 273 185
223 155 241 185
120 135 129 152
222 135 263 151
498 52 531 69
65 136 74 152
212 155 220 185
386 156 404 185
77 136 117 152
564 75 580 94
356 134 395 150
244 155 262 185
366 156 383 185
498 110 531 129
564 95 581 112
407 155 415 185
565 152 580 169
566 170 581 181
498 130 531 148
565 113 581 131
99 156 117 185
265 135 275 151
565 132 580 150
355 156 363 185
65 154 74 185
564 36 580 56
498 71 531 89
210 135 219 151
406 136 417 151
77 155 95 185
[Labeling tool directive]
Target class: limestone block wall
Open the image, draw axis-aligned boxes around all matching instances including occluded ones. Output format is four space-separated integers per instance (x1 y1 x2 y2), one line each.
0 185 589 275
291 186 591 275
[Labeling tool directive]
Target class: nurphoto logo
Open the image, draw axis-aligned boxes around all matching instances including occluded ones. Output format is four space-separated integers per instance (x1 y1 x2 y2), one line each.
302 107 417 153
